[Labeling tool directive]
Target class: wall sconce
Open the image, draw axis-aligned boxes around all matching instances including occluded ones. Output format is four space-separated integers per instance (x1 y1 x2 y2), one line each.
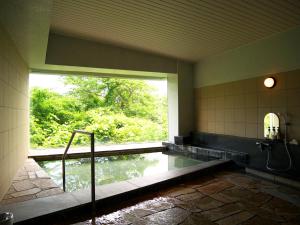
264 77 276 88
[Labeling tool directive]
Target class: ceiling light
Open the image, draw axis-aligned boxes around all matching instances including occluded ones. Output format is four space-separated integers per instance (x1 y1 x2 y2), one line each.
264 77 275 88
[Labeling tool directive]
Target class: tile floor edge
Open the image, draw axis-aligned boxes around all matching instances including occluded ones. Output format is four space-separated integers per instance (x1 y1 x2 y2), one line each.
0 159 232 223
245 167 300 189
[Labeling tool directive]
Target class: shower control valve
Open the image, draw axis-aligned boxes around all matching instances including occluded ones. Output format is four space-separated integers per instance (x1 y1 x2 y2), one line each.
256 142 271 152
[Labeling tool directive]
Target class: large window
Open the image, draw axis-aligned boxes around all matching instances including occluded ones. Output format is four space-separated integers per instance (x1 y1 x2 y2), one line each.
29 74 168 149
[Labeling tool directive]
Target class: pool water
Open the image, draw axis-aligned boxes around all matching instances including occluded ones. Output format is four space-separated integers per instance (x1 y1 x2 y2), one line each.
38 152 204 192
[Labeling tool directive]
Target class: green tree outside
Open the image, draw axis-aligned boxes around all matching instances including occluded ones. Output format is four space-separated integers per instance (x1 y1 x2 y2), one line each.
30 76 168 148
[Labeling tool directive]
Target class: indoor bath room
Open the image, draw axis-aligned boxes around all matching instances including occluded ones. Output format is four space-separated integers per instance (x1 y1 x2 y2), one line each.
0 0 300 224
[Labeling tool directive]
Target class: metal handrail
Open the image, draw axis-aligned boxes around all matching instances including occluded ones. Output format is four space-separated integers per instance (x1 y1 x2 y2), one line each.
62 130 95 213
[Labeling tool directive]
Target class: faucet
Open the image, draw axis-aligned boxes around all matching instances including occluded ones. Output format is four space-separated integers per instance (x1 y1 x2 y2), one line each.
256 141 271 152
256 112 292 171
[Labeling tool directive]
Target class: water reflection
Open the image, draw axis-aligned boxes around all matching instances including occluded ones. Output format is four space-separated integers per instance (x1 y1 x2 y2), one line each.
39 152 202 192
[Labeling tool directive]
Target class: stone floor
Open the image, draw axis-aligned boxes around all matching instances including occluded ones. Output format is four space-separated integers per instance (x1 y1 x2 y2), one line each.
0 159 63 205
77 171 300 225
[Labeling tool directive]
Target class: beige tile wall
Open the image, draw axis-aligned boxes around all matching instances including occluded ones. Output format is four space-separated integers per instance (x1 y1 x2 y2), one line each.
195 70 300 140
0 25 29 200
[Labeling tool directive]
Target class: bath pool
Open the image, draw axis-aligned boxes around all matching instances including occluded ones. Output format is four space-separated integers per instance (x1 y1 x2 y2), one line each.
38 152 213 192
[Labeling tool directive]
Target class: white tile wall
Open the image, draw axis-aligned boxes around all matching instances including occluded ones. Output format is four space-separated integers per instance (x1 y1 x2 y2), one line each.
0 25 29 200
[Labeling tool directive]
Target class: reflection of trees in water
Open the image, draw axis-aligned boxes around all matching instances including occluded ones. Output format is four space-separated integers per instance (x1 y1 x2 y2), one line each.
40 154 159 192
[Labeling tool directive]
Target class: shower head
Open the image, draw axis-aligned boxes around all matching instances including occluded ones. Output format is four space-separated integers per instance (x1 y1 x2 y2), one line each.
277 112 285 117
277 112 289 125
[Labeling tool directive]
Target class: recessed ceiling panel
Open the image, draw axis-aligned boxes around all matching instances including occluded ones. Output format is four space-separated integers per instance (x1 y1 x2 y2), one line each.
50 0 300 61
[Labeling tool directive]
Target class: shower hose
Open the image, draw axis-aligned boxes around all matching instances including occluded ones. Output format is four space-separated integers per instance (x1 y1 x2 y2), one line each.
266 114 292 172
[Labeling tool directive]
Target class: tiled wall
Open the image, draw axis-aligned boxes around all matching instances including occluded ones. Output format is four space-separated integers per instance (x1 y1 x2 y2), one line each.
0 25 29 199
195 70 300 140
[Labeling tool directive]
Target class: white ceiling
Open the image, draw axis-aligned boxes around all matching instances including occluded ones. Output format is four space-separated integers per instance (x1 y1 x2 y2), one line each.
0 0 52 69
1 0 300 71
51 0 300 62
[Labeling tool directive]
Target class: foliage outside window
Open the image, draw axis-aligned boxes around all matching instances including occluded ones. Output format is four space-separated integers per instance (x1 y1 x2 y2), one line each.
30 75 168 148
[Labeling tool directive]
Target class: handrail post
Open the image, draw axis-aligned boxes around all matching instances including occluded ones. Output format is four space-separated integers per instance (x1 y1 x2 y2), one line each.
91 133 96 215
62 130 96 215
62 132 76 192
62 157 66 192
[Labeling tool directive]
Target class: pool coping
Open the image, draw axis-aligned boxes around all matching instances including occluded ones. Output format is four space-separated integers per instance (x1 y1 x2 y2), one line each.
0 159 233 225
29 143 165 161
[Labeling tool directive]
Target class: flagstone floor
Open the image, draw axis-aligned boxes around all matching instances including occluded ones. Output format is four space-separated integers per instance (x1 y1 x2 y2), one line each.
77 171 300 225
0 159 63 205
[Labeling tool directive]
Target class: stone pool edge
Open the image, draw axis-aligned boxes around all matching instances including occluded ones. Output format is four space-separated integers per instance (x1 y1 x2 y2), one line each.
0 159 233 225
29 145 166 161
